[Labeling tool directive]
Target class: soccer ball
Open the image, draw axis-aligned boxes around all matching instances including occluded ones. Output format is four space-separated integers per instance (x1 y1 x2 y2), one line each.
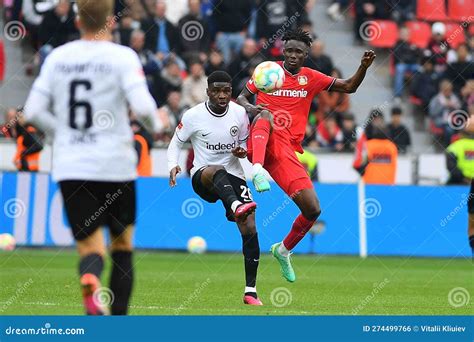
0 233 16 251
187 236 207 254
252 61 285 93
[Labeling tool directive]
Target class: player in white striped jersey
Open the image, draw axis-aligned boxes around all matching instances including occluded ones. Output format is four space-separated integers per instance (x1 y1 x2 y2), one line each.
23 0 159 315
167 71 263 305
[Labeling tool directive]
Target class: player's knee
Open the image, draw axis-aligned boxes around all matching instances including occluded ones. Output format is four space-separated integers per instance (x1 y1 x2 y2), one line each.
110 236 133 252
302 207 321 221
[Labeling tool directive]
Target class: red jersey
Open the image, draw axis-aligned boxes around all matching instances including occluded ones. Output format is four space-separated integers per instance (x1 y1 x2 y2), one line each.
246 61 335 147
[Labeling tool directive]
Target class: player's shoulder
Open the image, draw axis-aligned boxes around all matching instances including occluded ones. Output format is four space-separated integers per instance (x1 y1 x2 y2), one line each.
182 102 207 121
228 101 246 116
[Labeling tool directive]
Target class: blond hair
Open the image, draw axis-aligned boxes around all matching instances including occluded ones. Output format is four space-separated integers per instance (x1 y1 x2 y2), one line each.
77 0 114 33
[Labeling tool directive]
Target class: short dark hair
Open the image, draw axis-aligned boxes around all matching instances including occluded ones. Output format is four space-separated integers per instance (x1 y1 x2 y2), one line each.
207 71 232 86
282 28 313 47
391 106 402 115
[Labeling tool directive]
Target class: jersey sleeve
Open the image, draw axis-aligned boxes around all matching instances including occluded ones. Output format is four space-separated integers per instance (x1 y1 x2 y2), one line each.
310 69 336 94
238 109 250 144
245 77 258 94
30 52 54 98
120 49 148 93
174 110 194 143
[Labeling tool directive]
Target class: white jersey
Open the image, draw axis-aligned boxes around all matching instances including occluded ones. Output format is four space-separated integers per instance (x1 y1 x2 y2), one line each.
168 101 250 180
24 40 157 182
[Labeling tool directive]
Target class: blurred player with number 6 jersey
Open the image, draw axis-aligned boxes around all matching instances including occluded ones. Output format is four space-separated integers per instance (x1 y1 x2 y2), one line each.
23 0 160 315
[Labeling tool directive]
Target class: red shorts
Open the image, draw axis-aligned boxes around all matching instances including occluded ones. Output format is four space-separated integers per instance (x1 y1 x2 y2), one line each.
247 129 313 196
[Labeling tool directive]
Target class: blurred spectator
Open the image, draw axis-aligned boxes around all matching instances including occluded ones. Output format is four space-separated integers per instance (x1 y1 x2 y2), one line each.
22 0 44 48
129 30 161 89
131 119 154 177
468 35 474 57
0 39 4 82
410 56 440 109
444 44 474 95
341 113 360 152
316 115 344 151
388 107 411 153
393 26 420 99
354 0 388 43
141 1 179 59
426 22 450 74
287 0 316 26
327 0 349 22
256 0 288 44
164 0 189 25
389 0 415 23
157 91 185 141
228 39 264 96
364 108 385 139
1 108 19 139
152 60 183 106
13 123 44 172
461 80 474 108
296 149 319 180
212 0 252 65
117 15 136 47
305 40 334 76
429 79 462 146
177 0 211 64
205 49 227 75
181 61 207 109
38 0 79 63
445 112 474 184
317 68 350 125
353 126 398 185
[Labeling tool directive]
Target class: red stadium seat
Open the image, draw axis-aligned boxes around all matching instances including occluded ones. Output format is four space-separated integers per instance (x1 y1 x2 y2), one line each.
448 0 474 22
417 0 448 21
367 20 399 48
444 22 466 48
406 21 432 48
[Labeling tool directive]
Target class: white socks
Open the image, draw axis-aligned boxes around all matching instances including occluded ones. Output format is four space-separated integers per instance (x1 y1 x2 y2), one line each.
278 242 290 257
245 286 257 294
231 200 242 213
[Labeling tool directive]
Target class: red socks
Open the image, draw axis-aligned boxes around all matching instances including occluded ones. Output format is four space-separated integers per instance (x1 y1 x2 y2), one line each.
251 118 271 165
283 214 315 250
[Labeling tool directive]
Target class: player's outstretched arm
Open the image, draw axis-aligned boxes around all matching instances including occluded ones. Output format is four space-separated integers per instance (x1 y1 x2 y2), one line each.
330 50 376 94
236 87 268 117
167 134 184 187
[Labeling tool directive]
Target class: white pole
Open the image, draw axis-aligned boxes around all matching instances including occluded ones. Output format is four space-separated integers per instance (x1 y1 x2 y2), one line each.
358 178 368 258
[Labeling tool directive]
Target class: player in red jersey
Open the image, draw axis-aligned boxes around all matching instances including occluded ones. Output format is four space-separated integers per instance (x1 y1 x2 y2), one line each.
237 29 376 282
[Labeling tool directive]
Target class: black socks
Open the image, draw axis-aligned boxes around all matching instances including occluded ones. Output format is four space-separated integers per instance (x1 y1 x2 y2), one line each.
212 169 239 208
110 251 134 315
242 233 260 291
79 253 104 278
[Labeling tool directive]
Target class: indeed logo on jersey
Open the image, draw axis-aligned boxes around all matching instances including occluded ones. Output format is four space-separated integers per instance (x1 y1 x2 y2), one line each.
206 141 236 151
268 89 308 98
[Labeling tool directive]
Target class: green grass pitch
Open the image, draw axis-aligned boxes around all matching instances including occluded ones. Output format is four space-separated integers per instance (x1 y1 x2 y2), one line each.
0 249 472 315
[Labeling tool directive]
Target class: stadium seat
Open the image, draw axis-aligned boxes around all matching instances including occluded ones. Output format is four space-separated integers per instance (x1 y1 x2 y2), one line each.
444 22 466 48
416 0 448 21
367 20 399 48
406 21 432 48
448 0 474 22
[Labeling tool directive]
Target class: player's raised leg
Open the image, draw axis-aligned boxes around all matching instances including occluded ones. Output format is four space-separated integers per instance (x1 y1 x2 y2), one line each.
236 213 262 305
200 166 257 220
271 187 321 282
250 111 272 192
109 227 134 315
76 229 107 315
